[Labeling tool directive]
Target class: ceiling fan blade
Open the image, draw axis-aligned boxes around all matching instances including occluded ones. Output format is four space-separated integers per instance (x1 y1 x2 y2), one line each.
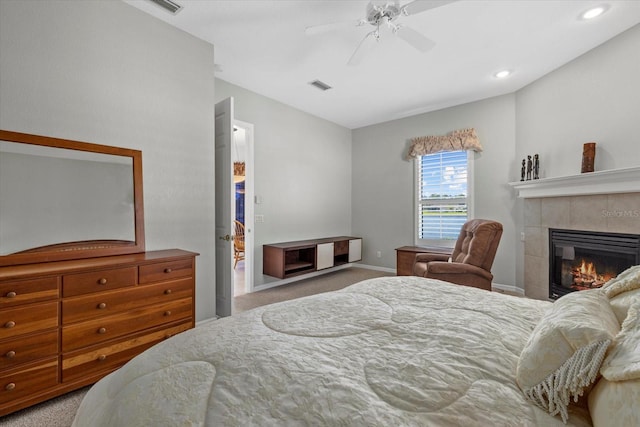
401 0 458 16
396 26 435 52
305 19 365 36
347 31 378 66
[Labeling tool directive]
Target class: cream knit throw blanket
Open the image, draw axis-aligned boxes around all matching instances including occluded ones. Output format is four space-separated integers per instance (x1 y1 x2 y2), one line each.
523 339 610 423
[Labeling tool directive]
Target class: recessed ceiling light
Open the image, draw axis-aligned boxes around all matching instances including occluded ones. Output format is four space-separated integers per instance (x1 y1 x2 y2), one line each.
581 5 608 20
494 70 512 79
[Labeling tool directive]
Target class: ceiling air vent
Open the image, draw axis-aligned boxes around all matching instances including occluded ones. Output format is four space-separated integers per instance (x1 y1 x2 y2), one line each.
309 80 332 91
147 0 183 14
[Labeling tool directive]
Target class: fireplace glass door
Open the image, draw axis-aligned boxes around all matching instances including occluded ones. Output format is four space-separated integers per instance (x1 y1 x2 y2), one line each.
549 229 640 300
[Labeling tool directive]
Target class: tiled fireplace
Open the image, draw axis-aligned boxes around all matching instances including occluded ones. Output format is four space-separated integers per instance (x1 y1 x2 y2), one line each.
511 167 640 300
549 228 640 299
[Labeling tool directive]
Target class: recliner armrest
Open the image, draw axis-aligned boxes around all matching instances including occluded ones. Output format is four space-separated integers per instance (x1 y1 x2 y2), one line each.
425 261 493 280
414 253 450 263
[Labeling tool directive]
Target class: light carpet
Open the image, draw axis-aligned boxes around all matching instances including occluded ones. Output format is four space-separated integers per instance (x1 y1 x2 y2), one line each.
0 267 391 427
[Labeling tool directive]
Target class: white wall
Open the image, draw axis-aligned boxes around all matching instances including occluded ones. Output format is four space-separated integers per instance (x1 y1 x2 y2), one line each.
514 24 640 288
2 1 636 302
0 0 217 320
351 24 640 291
516 24 640 178
214 79 353 287
0 152 134 253
352 94 517 287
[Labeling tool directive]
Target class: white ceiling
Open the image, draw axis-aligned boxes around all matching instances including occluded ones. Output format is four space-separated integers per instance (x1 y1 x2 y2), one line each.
124 0 640 129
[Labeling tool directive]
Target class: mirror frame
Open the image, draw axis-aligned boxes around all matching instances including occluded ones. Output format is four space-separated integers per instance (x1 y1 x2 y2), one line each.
0 130 145 266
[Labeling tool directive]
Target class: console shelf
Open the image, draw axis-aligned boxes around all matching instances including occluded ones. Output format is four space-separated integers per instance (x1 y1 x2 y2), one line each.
263 237 362 279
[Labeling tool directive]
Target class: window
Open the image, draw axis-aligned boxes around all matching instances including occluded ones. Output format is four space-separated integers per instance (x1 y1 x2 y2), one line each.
415 150 472 246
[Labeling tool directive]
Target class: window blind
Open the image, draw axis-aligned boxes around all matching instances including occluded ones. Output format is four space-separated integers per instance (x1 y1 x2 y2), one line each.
418 150 468 241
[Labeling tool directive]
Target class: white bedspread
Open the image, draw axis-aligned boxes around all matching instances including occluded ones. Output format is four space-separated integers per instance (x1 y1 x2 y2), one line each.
72 276 593 426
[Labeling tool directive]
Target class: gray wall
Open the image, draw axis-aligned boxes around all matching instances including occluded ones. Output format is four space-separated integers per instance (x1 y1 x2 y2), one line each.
1 0 636 302
514 24 640 288
214 79 353 287
352 24 640 291
516 24 640 178
0 152 134 254
352 95 517 287
0 0 217 320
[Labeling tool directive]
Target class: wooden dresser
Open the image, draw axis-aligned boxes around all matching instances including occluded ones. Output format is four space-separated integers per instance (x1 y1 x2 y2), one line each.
0 249 197 416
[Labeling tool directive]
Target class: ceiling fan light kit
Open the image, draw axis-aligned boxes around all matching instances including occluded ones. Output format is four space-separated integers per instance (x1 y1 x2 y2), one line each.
306 0 458 66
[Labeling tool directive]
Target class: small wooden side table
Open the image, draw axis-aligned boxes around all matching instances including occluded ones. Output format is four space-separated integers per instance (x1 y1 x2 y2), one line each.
395 246 453 276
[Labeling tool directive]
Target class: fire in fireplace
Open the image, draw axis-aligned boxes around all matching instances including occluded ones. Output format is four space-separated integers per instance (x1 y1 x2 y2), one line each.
569 259 614 290
549 229 640 300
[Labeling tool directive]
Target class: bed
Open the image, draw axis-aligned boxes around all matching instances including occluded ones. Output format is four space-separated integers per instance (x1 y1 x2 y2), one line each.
72 273 640 426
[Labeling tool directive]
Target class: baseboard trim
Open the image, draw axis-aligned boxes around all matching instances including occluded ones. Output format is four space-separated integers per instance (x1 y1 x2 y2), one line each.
492 282 525 295
195 317 219 326
353 263 396 274
253 263 354 293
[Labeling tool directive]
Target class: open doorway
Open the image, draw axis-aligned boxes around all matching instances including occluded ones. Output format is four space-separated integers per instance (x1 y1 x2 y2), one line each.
232 120 254 297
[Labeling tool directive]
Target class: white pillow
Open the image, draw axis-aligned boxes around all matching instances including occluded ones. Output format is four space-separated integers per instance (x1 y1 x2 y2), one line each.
609 288 640 324
600 300 640 382
602 265 640 298
588 378 640 427
516 289 619 423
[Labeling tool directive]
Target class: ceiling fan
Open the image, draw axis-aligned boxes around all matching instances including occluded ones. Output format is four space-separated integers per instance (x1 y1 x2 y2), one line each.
305 0 458 65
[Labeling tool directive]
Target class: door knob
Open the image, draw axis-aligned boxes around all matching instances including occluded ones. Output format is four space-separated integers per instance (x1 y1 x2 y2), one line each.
219 235 231 242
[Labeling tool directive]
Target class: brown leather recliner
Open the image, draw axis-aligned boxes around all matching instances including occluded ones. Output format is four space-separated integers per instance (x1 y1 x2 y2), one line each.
413 219 503 291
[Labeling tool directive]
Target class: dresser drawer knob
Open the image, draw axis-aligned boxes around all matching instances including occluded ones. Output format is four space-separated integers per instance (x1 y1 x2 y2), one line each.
5 291 17 299
5 383 15 391
164 289 172 295
164 268 173 274
5 351 16 359
97 327 107 334
4 321 15 329
97 302 107 309
164 310 172 316
97 354 107 361
98 278 108 285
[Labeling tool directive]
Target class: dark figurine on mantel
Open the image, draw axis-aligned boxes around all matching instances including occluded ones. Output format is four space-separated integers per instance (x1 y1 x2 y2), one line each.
519 154 540 181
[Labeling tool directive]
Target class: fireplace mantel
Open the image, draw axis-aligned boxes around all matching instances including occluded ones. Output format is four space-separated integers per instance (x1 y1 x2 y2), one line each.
509 166 640 199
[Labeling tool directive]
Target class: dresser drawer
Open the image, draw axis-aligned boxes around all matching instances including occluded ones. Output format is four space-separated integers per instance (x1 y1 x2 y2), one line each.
0 358 58 406
63 267 137 297
62 321 192 382
62 298 193 352
139 258 193 284
0 330 58 371
62 277 193 324
0 301 58 341
0 277 59 309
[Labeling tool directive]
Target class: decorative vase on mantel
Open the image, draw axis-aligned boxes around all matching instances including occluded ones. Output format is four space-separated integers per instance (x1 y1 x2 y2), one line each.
581 142 596 173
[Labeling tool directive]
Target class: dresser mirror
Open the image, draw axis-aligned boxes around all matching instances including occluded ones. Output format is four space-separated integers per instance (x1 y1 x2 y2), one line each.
0 130 145 266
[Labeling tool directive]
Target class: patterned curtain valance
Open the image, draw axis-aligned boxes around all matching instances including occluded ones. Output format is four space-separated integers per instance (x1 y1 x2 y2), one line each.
407 128 482 159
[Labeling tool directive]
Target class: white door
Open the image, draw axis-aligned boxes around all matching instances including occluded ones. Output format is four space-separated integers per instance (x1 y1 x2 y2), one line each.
316 243 334 270
348 239 362 262
215 97 234 317
233 120 254 294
